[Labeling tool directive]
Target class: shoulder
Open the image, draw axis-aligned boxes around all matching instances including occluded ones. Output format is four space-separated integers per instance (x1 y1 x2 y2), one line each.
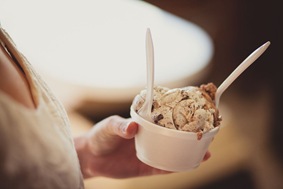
0 33 36 109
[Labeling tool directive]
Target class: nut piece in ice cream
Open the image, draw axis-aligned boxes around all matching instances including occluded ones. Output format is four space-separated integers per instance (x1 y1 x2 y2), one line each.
133 83 222 138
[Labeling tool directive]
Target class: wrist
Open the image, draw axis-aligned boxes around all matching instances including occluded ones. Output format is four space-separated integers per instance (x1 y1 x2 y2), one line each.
74 134 97 179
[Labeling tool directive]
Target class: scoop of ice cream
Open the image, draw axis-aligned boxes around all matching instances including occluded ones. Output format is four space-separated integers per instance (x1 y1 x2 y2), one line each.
132 83 221 136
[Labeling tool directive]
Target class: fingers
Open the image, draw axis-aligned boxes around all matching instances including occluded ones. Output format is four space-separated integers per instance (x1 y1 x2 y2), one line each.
202 151 211 161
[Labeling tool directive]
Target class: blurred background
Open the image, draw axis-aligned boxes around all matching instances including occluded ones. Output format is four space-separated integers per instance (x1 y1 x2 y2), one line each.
1 0 282 188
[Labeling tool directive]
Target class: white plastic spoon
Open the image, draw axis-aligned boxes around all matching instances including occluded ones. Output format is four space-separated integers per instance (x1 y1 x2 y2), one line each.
138 28 155 122
215 41 271 108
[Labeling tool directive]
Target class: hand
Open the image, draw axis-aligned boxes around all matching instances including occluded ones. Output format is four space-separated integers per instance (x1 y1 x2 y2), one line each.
74 115 211 179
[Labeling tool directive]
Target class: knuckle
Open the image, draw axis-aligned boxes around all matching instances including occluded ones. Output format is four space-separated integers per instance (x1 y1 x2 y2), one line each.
107 115 125 134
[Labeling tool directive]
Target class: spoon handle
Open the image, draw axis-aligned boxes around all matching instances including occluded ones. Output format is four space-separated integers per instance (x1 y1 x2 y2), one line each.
138 28 155 121
215 41 271 107
144 28 154 119
146 28 154 97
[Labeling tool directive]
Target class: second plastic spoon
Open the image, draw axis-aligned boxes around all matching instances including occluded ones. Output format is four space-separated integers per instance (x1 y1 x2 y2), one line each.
215 41 271 108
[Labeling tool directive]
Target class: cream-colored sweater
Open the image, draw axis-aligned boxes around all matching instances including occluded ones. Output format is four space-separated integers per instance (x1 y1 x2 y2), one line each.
0 27 84 189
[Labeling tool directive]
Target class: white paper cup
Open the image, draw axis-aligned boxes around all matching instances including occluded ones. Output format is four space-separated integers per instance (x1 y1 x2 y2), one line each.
130 106 220 172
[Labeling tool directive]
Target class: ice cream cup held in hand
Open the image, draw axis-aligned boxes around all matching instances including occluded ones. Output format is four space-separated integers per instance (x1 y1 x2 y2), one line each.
130 106 220 172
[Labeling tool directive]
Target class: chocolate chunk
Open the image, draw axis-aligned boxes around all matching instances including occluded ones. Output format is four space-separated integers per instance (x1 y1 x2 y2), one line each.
154 114 164 124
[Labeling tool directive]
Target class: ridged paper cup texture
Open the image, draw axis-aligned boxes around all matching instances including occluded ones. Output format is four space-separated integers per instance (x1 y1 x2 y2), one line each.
130 106 220 172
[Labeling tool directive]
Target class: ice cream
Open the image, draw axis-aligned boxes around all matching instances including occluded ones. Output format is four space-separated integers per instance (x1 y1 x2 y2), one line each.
133 82 222 139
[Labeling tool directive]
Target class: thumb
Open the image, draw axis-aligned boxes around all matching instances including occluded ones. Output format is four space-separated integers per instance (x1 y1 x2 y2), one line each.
106 116 138 139
123 121 139 139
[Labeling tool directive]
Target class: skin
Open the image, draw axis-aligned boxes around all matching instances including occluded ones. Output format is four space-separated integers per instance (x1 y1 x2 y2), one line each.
0 38 211 179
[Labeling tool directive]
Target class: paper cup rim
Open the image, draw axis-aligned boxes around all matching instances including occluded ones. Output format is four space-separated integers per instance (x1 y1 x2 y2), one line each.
130 106 220 140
